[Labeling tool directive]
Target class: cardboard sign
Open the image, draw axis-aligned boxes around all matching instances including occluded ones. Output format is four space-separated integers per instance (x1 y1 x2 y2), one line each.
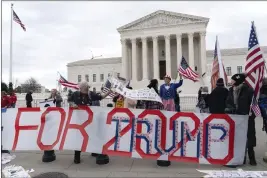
2 107 249 165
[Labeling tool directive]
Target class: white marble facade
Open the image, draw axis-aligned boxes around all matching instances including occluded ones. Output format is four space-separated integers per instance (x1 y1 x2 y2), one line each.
67 10 267 94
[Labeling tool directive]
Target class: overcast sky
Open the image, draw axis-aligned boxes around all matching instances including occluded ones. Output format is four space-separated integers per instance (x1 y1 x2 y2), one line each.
2 1 267 89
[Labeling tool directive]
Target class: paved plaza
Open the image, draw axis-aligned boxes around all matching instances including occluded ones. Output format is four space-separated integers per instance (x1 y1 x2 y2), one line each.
6 118 267 177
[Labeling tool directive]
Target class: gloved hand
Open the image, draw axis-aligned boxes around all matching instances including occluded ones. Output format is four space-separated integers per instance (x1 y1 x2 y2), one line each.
53 99 56 104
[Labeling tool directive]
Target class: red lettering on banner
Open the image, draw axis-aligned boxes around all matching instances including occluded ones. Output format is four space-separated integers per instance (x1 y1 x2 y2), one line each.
202 114 235 165
136 109 167 159
168 112 200 163
59 106 93 152
37 107 66 150
102 108 134 157
12 108 41 150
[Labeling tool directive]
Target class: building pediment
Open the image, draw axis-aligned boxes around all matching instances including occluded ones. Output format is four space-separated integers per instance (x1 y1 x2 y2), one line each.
117 10 209 32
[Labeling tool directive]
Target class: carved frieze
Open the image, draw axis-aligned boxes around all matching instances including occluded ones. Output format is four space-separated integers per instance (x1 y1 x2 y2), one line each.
124 13 203 30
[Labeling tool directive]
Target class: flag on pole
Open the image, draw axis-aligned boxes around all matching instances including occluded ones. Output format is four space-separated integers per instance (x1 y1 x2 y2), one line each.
245 22 265 116
58 75 79 90
178 56 199 82
211 36 228 90
13 10 26 31
102 79 116 98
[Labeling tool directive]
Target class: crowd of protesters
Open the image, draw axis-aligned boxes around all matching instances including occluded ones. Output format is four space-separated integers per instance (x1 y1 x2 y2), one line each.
1 72 267 167
197 73 267 167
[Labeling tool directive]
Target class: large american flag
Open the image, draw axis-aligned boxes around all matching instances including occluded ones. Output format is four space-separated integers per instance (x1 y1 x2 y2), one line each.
58 75 79 90
102 79 116 98
178 56 199 82
245 22 265 116
13 10 26 31
211 37 228 90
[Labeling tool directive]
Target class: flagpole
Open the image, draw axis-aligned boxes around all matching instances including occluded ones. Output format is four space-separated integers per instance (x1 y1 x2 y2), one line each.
9 3 13 84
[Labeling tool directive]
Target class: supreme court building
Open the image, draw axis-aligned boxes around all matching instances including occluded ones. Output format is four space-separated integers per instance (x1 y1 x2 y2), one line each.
67 10 267 94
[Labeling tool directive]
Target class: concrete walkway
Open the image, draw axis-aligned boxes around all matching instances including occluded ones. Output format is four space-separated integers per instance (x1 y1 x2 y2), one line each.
5 119 267 177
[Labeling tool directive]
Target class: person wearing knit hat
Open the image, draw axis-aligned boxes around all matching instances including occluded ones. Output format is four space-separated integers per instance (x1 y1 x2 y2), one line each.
225 73 256 167
158 74 183 167
208 78 228 114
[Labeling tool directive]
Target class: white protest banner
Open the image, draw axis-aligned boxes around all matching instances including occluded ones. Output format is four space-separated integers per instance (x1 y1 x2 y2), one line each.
2 107 248 165
39 99 54 108
109 77 162 103
197 169 267 178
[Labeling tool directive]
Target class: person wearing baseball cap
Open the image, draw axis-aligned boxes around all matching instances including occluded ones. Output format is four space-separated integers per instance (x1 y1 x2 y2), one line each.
225 73 256 167
158 73 183 167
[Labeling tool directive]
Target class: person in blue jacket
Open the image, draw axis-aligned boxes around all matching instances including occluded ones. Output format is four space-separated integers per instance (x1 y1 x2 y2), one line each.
160 74 183 111
157 74 183 167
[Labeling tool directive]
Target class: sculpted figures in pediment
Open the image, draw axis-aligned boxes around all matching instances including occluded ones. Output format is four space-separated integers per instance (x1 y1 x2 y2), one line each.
128 14 199 30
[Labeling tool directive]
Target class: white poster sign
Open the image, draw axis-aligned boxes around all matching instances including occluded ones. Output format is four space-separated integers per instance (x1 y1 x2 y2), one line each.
39 99 54 108
109 77 162 103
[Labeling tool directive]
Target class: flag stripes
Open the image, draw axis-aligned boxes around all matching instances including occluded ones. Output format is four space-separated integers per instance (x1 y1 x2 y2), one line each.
13 10 26 31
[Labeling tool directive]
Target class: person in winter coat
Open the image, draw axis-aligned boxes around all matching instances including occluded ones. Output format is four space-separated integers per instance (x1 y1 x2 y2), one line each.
9 92 17 108
208 78 229 114
1 91 10 109
1 91 10 154
90 88 101 106
196 86 209 113
174 90 181 112
68 82 111 165
225 73 256 167
198 87 203 101
42 89 63 163
258 78 267 163
25 91 33 108
49 89 63 107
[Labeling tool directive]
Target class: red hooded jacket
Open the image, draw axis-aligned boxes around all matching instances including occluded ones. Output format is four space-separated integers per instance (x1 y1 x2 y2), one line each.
9 94 17 104
1 95 11 108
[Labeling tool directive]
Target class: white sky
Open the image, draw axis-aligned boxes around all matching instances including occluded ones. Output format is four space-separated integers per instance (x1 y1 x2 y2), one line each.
1 1 267 89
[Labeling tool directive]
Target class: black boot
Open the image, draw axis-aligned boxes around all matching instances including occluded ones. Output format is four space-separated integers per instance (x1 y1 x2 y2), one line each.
96 154 109 165
74 151 81 164
157 160 171 167
248 147 257 166
91 153 99 157
42 150 56 163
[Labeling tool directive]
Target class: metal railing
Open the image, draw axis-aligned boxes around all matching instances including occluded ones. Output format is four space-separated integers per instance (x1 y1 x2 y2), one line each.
15 95 197 111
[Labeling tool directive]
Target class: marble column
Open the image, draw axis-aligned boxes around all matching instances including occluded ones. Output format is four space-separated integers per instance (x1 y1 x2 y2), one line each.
141 37 148 80
188 33 194 69
176 33 182 68
131 38 137 81
121 38 128 79
152 36 159 79
165 35 171 76
200 32 207 75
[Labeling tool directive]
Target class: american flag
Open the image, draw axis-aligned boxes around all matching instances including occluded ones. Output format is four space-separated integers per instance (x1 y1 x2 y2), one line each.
58 75 79 90
13 10 26 31
178 56 199 82
102 79 116 98
211 37 228 90
245 22 265 116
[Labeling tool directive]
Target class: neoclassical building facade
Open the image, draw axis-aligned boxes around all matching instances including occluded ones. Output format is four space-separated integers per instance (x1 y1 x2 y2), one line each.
67 10 267 94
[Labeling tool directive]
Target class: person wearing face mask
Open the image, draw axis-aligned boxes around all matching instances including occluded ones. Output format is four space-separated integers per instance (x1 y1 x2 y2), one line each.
158 74 183 167
225 73 256 167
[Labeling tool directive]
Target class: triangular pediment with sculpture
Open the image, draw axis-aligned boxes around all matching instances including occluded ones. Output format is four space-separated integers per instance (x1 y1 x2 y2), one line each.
117 10 209 32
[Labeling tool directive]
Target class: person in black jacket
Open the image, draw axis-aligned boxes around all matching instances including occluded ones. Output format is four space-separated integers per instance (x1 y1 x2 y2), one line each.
225 73 256 167
208 78 228 114
25 91 33 107
258 78 267 163
68 82 111 165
